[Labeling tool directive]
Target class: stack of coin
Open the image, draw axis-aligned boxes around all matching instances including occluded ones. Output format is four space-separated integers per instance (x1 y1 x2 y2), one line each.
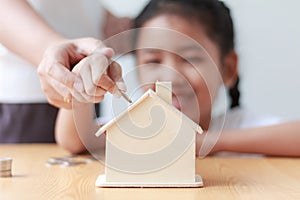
0 157 12 177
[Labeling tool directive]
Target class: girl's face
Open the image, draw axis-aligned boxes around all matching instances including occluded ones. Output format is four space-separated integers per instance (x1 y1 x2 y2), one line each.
136 15 237 129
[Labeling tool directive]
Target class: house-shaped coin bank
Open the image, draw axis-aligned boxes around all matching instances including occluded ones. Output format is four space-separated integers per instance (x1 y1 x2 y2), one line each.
95 82 203 187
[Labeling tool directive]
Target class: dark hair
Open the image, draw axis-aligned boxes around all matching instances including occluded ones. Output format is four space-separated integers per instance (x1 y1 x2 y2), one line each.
133 0 240 108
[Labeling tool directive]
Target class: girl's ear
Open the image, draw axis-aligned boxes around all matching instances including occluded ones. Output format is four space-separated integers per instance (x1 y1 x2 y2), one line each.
222 50 238 88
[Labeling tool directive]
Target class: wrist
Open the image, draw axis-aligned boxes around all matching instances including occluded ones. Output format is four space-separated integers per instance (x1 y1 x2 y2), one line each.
212 130 231 153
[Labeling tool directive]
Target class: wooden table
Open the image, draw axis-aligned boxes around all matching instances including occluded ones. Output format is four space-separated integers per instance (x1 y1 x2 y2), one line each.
0 144 300 200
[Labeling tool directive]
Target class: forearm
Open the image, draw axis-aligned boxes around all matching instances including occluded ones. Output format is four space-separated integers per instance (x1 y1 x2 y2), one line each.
216 121 300 157
55 103 105 154
55 109 84 153
0 0 64 65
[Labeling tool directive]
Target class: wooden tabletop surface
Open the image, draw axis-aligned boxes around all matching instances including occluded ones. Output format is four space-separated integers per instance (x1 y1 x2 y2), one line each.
0 144 300 200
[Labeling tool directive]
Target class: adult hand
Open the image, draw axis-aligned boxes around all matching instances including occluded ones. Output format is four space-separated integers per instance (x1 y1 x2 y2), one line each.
71 51 126 103
38 37 125 109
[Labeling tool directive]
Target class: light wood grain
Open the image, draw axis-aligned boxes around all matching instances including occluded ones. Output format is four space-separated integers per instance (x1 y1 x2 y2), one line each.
0 144 300 200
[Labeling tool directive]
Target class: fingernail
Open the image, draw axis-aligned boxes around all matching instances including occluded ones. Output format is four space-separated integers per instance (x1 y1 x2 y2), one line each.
74 80 83 92
112 86 122 98
116 81 127 92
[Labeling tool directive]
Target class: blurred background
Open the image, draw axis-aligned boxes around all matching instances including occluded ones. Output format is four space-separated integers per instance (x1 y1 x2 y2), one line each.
102 0 300 120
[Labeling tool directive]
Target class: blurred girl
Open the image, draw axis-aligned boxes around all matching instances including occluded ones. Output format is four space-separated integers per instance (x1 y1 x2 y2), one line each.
55 0 300 157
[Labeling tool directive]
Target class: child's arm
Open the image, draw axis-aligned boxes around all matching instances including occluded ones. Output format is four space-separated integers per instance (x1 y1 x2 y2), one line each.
55 104 106 154
55 108 85 154
197 121 300 157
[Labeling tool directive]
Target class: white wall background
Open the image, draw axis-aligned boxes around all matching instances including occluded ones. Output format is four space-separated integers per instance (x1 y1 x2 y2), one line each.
104 0 300 120
223 0 300 120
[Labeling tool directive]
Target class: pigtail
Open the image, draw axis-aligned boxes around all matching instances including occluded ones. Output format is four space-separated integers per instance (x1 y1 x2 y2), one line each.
95 103 100 118
229 76 240 108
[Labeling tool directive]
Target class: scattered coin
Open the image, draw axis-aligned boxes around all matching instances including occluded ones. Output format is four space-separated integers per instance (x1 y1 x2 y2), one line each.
45 156 95 167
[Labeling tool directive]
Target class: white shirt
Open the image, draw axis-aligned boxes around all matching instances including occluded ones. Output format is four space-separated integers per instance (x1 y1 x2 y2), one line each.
0 0 104 103
211 107 281 131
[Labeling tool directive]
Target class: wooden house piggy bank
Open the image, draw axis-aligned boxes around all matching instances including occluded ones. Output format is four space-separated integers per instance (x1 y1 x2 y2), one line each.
95 82 203 187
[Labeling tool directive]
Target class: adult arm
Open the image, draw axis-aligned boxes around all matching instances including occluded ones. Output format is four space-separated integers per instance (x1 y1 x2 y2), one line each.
0 0 64 65
0 0 125 108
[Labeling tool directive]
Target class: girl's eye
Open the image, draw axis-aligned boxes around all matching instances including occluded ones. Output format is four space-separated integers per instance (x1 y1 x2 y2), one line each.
143 59 161 64
184 56 204 64
145 59 160 64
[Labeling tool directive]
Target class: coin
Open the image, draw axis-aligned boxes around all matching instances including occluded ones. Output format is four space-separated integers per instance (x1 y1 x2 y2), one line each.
0 157 12 177
0 170 12 177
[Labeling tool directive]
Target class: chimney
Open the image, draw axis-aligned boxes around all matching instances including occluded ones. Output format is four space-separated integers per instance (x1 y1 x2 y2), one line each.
155 81 172 104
